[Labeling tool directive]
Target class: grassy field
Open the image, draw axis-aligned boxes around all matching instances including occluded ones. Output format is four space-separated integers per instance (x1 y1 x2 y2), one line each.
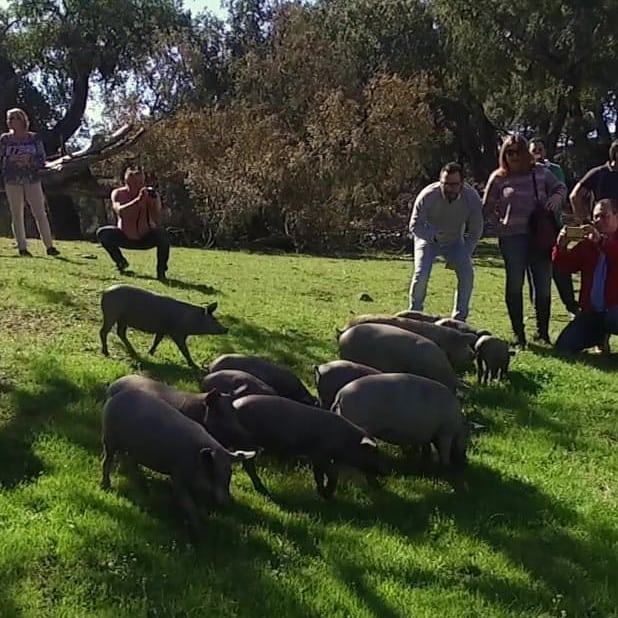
0 236 616 618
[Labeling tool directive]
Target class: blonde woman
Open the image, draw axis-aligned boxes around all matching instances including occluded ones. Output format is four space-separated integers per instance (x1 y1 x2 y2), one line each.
0 108 59 256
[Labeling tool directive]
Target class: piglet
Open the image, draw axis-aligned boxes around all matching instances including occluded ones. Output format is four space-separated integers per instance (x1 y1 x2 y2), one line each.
314 360 380 409
100 284 227 368
474 335 514 384
101 389 255 538
232 394 386 498
205 354 318 406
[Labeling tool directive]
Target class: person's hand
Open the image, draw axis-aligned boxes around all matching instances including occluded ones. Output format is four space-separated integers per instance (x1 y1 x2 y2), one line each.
545 194 563 212
556 226 569 249
137 186 149 201
583 224 601 244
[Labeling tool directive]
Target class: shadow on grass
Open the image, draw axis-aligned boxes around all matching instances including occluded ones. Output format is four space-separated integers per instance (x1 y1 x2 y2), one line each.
20 282 85 308
127 271 222 297
530 341 618 373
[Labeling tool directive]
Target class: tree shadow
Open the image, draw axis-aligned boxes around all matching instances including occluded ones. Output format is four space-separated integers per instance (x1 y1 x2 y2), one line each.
20 282 84 308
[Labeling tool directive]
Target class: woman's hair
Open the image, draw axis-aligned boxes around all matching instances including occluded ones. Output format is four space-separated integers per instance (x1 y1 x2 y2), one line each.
496 134 534 176
6 108 30 131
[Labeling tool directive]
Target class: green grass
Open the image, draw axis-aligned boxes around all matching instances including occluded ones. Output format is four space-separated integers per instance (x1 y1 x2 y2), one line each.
0 236 617 618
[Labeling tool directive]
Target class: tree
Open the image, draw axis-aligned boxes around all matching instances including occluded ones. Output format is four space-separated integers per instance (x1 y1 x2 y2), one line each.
0 0 189 154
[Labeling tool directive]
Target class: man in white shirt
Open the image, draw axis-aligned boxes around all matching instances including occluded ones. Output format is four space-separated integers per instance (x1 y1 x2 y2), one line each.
408 162 484 321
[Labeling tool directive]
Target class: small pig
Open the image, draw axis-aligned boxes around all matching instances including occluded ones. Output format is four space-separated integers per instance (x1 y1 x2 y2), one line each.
101 389 255 537
100 284 227 368
107 374 252 447
338 323 460 392
474 335 514 384
232 394 386 498
199 369 277 399
341 314 476 370
435 317 491 341
314 360 381 409
205 354 318 406
332 373 470 470
394 310 441 322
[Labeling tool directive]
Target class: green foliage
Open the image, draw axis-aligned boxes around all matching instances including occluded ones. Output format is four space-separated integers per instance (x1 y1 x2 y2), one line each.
1 237 618 617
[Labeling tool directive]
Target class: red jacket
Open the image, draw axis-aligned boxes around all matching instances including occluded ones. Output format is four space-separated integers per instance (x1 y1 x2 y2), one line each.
552 236 618 312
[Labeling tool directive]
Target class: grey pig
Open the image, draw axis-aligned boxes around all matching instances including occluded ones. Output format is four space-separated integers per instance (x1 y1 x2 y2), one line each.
200 369 277 399
232 394 386 498
314 360 380 409
332 372 470 470
100 284 227 368
107 374 252 447
338 323 460 392
341 314 476 370
435 317 491 341
474 335 514 384
205 354 318 406
394 309 441 322
101 389 256 538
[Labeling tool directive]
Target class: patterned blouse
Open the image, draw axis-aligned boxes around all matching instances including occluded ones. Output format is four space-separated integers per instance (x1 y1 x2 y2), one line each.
0 132 46 185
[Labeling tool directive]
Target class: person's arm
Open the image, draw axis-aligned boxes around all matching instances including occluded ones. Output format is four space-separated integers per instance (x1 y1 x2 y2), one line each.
111 187 146 217
409 188 437 242
482 171 500 225
552 226 588 272
33 133 46 169
463 185 483 254
569 167 598 223
543 167 567 211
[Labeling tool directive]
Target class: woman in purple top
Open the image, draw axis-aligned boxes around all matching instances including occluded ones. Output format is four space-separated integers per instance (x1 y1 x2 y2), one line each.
0 108 59 256
483 135 566 348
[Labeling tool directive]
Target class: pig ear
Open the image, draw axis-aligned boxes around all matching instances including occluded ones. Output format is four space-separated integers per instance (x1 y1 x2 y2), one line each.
229 449 257 463
232 384 249 397
206 302 218 314
360 436 377 448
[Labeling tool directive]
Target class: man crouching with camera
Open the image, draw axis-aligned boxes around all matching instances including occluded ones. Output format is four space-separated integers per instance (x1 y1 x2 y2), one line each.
97 165 170 281
552 199 618 355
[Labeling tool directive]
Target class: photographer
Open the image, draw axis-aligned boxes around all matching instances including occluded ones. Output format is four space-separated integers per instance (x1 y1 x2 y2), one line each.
96 166 169 281
552 199 618 355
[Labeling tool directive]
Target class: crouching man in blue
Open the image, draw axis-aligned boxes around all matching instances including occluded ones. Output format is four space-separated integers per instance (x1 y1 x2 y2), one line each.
552 199 618 356
408 162 484 321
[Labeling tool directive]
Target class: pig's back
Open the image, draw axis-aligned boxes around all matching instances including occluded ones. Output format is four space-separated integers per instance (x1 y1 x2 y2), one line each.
103 390 213 474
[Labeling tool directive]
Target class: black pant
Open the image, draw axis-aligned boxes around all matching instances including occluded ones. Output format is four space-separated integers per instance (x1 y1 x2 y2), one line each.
527 267 579 314
97 226 170 274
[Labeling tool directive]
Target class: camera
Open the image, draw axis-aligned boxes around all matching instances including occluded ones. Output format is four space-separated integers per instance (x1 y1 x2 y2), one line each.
146 186 158 198
565 226 587 240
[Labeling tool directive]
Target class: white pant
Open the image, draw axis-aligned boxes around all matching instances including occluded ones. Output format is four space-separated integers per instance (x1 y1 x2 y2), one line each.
4 182 54 250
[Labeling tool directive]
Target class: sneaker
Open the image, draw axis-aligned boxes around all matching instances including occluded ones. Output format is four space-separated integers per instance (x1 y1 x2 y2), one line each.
533 332 551 345
513 333 527 350
18 249 32 257
117 258 130 273
46 246 60 256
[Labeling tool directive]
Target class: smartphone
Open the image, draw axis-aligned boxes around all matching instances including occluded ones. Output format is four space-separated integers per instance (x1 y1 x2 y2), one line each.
146 186 158 198
565 226 587 240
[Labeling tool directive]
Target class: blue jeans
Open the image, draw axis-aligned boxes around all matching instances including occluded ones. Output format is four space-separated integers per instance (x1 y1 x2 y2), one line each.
409 237 474 320
555 308 618 355
498 234 552 338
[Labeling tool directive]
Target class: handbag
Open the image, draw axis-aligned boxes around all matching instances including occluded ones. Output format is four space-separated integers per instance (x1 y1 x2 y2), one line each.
528 169 559 254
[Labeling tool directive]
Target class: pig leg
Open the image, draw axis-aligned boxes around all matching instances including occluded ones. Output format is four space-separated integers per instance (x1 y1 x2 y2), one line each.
436 434 453 468
476 357 483 384
148 332 165 356
171 479 202 540
242 458 270 496
101 441 116 490
170 334 198 368
312 458 338 499
116 321 138 358
483 364 490 385
100 317 115 356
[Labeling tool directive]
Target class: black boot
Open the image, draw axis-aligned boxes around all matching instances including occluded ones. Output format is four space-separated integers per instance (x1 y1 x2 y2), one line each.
506 292 526 349
534 296 551 344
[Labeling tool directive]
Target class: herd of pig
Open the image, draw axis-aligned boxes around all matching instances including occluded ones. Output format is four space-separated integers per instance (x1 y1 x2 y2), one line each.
98 283 514 539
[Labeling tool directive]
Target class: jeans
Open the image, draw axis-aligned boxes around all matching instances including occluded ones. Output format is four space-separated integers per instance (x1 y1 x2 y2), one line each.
527 267 579 314
499 234 552 338
5 182 55 250
409 237 474 320
554 308 618 355
97 225 170 274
